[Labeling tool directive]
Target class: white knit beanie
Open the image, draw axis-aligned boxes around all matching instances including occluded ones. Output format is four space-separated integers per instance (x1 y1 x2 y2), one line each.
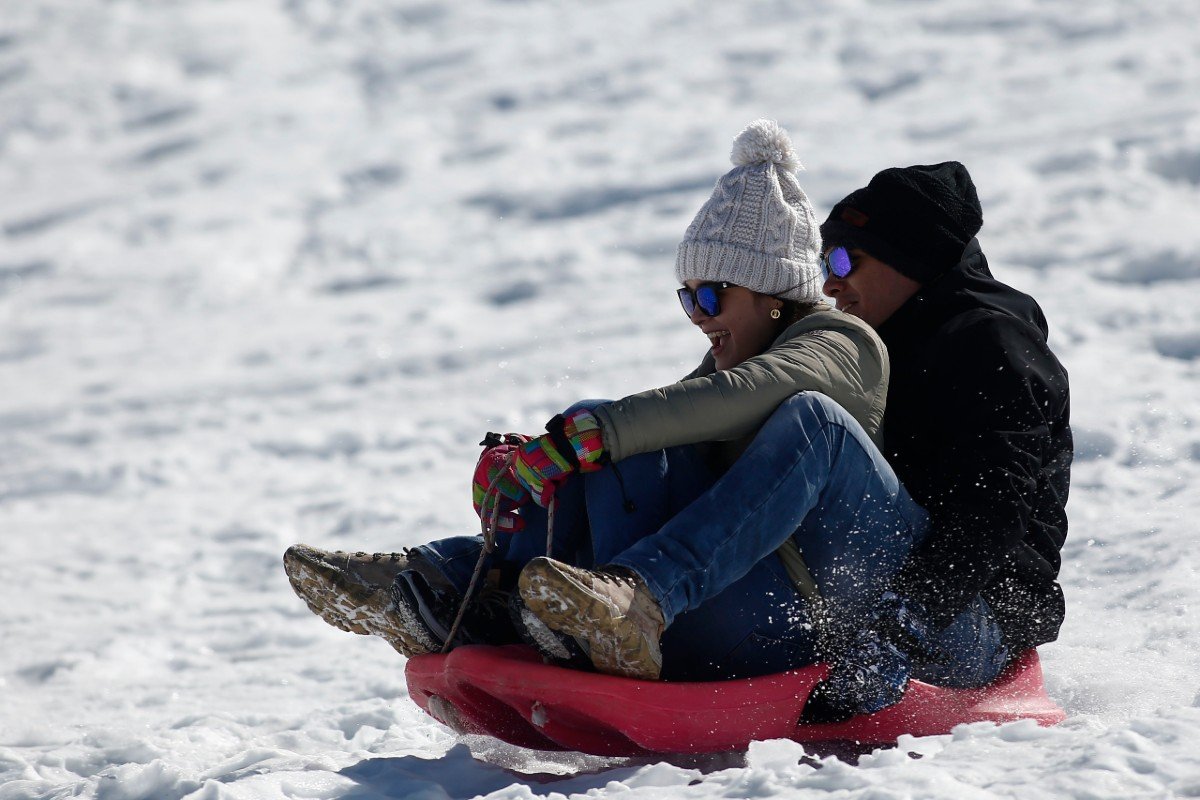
675 119 823 302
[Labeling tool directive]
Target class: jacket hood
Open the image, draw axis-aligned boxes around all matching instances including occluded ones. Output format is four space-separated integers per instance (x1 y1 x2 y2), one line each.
877 239 1049 345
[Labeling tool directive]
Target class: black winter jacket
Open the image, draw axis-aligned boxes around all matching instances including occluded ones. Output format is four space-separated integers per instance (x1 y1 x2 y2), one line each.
880 240 1072 655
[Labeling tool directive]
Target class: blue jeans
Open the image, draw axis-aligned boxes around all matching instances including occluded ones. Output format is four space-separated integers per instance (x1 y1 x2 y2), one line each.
417 393 1008 685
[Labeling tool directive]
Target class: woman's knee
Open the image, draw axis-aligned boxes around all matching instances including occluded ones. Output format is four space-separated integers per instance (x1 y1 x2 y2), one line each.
765 392 875 448
760 392 842 441
774 391 846 423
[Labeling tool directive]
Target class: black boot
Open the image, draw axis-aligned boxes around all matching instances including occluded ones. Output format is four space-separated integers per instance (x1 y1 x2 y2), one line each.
390 550 520 651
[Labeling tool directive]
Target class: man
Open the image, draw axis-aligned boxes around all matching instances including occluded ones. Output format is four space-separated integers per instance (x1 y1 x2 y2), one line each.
807 161 1072 717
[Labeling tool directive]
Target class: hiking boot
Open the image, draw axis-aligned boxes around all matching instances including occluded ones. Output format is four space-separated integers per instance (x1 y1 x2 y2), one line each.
283 543 435 657
518 557 665 680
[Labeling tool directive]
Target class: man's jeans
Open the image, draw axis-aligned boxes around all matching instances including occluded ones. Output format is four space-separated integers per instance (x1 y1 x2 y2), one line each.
416 393 1008 685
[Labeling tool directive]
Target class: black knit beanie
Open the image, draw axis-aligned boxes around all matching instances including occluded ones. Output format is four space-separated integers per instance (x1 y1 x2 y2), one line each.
820 161 983 284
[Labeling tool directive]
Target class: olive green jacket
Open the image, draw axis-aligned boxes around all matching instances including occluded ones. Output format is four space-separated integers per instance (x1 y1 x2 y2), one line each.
592 304 889 468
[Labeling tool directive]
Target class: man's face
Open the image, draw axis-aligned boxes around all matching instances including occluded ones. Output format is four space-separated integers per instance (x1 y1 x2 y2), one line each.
822 248 922 329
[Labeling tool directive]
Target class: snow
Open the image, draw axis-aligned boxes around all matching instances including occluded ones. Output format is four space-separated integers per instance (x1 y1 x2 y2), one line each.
3 0 1200 797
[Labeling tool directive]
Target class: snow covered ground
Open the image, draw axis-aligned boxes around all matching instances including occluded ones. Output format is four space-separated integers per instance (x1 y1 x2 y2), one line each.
3 0 1200 797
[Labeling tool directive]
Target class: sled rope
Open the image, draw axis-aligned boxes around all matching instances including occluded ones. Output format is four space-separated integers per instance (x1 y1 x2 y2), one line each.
545 492 556 559
441 449 509 653
442 444 558 653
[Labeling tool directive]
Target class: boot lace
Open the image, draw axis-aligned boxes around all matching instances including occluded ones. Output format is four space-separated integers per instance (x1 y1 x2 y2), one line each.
596 566 639 588
368 549 409 563
343 548 409 563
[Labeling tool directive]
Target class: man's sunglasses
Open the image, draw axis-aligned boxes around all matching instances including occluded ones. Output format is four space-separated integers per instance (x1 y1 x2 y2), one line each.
822 247 853 280
677 281 734 317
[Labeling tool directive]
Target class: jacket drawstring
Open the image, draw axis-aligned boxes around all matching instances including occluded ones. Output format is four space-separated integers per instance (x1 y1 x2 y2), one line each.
608 460 637 514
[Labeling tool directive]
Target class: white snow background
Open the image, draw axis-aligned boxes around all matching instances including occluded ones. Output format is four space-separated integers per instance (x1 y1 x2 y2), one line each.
2 1 1200 797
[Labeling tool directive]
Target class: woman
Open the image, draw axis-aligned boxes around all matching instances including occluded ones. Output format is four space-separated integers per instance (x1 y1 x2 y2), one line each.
286 121 947 715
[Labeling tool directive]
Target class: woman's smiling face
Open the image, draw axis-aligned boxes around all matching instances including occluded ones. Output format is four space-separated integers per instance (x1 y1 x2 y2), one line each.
683 280 783 370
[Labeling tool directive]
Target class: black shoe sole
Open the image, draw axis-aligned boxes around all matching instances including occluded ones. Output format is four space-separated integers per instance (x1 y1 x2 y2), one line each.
508 591 593 669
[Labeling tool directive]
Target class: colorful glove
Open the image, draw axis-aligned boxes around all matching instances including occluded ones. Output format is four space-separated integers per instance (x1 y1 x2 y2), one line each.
513 408 607 507
800 592 931 724
472 434 532 533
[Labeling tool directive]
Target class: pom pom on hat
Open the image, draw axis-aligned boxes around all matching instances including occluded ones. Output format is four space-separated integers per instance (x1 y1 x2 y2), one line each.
731 119 802 173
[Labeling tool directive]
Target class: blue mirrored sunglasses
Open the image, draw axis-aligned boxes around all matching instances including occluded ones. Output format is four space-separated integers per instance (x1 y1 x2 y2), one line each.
821 247 853 280
677 281 733 317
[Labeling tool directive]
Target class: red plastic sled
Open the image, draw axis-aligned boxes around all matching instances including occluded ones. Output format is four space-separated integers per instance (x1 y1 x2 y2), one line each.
405 644 1065 756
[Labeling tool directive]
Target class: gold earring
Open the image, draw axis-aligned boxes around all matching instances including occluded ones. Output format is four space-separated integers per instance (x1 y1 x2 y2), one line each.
770 308 781 320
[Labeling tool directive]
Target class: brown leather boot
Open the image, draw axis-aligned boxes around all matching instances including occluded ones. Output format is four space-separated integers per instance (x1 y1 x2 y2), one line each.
283 544 436 656
518 557 665 680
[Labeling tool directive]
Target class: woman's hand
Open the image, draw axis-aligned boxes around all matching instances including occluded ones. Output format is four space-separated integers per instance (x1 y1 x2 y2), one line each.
513 408 607 507
472 438 532 532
